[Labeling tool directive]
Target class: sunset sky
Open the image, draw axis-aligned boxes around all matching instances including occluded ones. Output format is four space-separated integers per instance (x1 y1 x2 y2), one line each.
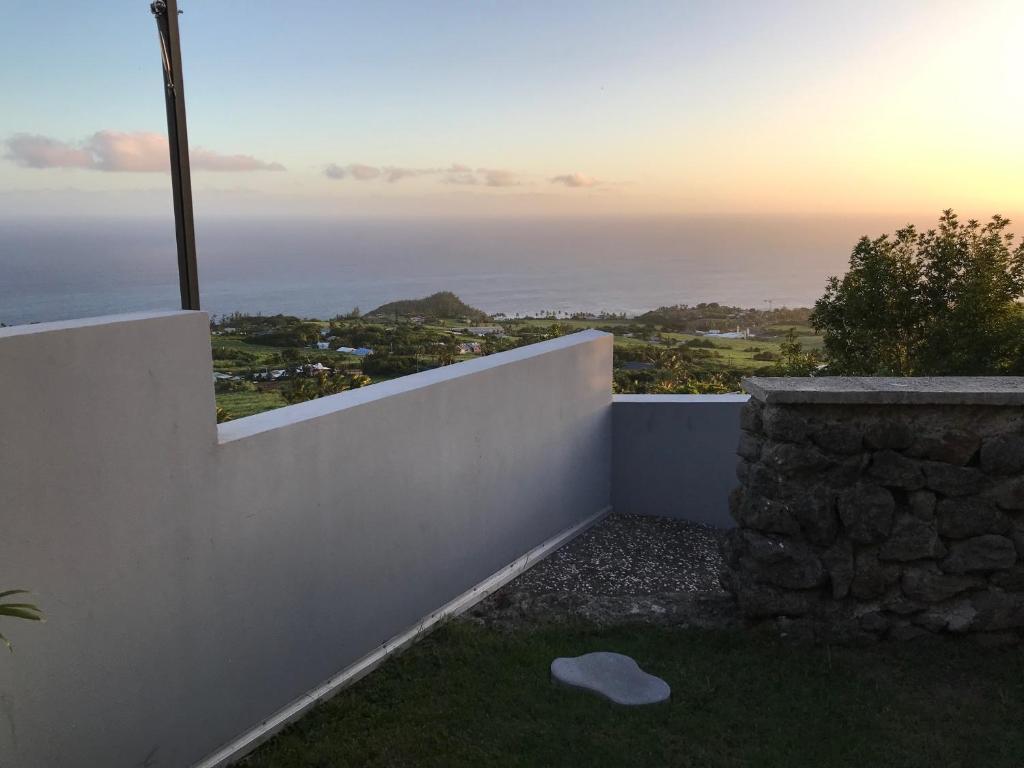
2 0 1022 218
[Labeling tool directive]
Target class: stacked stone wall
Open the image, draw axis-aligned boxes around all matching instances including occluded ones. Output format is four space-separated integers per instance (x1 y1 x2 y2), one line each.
723 398 1024 642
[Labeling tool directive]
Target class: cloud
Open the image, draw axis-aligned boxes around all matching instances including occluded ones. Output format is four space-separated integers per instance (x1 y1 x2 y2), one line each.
85 131 171 172
324 163 347 179
444 171 478 185
347 163 382 180
443 163 478 185
384 166 436 183
550 172 600 188
321 162 526 188
4 131 285 172
478 168 520 187
4 134 93 169
323 163 384 181
190 147 285 172
325 163 458 183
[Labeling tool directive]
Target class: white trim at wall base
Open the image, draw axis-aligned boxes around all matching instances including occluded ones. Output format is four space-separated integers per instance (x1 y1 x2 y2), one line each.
193 505 612 768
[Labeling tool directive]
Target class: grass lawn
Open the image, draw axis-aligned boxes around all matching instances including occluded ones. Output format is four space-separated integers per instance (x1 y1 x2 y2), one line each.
217 389 287 419
243 622 1024 768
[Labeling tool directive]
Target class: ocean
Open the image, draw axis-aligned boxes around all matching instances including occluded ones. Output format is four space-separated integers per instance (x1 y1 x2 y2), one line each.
0 215 888 326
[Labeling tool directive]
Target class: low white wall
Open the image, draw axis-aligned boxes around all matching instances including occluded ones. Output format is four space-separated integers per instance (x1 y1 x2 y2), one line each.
612 394 747 527
0 312 612 768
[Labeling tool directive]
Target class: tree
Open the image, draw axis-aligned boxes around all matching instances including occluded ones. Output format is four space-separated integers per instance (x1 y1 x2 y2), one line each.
436 338 458 366
0 590 42 652
811 210 1024 375
811 226 922 375
915 212 1024 374
770 329 820 376
281 371 373 405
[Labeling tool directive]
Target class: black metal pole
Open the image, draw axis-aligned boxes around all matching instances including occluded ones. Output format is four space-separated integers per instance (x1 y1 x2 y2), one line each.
151 0 200 311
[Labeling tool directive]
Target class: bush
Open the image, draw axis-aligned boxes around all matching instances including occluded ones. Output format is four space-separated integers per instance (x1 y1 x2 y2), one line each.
685 338 718 349
361 354 422 377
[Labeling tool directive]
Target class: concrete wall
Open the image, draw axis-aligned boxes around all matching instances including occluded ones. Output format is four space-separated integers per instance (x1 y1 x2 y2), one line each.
0 312 612 768
612 394 747 527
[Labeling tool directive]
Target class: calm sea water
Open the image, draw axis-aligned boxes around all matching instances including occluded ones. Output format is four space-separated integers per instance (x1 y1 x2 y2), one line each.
0 215 888 326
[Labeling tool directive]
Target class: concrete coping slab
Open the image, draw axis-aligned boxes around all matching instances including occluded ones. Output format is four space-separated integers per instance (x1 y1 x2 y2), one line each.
550 652 671 705
742 377 1024 406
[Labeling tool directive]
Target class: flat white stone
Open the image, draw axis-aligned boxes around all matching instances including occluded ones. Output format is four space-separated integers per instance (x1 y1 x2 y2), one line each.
550 652 670 705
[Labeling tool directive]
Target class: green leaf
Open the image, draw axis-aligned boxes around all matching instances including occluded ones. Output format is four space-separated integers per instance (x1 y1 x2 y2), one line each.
0 590 30 599
0 603 43 615
0 606 42 621
0 633 10 653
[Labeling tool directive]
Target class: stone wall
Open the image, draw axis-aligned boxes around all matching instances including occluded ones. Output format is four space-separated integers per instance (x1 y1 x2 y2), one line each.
721 377 1024 643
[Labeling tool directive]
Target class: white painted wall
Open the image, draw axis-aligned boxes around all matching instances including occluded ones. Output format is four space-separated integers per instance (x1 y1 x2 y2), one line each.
612 394 747 527
0 312 612 768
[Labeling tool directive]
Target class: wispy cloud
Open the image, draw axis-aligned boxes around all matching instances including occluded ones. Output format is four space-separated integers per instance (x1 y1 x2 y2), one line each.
384 166 436 183
4 131 285 172
325 162 522 188
444 171 479 185
550 172 600 188
189 148 284 172
328 164 446 183
324 163 386 180
324 163 347 179
4 134 93 169
347 163 383 181
478 168 520 187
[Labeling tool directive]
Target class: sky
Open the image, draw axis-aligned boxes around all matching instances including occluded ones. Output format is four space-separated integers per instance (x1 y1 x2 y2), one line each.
1 0 1023 219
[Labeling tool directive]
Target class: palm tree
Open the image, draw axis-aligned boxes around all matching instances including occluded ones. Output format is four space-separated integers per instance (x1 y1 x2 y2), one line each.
0 590 42 652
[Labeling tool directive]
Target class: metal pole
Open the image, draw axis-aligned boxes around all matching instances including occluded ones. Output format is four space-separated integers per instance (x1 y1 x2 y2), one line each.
151 0 200 311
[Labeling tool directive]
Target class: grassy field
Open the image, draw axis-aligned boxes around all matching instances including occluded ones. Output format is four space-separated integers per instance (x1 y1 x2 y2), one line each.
611 329 822 371
216 389 287 419
210 311 824 418
243 622 1024 768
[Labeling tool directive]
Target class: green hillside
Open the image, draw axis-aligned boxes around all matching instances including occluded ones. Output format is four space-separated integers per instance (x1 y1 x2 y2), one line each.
366 292 489 322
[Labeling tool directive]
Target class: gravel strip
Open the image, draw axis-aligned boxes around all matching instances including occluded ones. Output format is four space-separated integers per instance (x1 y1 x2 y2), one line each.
506 513 726 597
465 590 741 631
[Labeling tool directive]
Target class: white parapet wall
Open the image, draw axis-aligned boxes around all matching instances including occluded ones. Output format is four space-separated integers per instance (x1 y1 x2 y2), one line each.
612 394 747 527
0 312 612 768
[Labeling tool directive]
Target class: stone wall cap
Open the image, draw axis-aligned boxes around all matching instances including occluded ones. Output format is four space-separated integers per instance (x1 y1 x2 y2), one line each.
742 377 1024 406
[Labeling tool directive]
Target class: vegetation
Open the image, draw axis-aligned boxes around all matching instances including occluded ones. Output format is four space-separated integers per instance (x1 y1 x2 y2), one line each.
244 621 1024 768
211 212 1024 418
0 590 42 652
813 210 1024 375
637 302 811 333
216 210 1024 418
210 300 821 418
770 328 821 376
215 388 287 421
281 371 371 405
366 291 489 322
